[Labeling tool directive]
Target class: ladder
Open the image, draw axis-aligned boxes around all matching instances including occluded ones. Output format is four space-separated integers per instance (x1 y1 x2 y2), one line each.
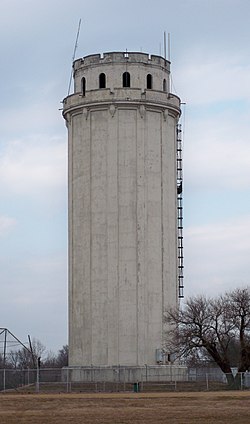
177 124 184 298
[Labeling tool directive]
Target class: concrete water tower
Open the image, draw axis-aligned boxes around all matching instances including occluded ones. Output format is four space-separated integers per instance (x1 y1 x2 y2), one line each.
63 51 182 366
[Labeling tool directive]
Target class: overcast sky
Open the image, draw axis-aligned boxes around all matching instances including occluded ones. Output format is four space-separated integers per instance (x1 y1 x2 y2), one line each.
1 0 250 354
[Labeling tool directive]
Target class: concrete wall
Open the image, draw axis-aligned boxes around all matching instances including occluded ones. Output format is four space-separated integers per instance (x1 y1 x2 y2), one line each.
63 52 181 366
66 365 188 383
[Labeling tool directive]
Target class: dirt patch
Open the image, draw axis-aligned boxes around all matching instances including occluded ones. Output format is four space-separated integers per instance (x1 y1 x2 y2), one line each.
0 391 249 424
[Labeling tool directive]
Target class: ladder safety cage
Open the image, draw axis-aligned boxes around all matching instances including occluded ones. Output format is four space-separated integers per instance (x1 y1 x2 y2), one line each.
176 124 184 298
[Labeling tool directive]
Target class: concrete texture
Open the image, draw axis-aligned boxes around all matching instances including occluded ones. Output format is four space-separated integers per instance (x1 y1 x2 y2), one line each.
63 51 181 366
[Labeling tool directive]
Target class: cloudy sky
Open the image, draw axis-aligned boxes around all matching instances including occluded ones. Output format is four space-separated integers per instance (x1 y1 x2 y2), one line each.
0 0 250 354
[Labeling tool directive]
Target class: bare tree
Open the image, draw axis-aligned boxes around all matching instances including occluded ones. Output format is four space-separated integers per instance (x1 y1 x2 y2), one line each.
56 345 68 368
8 338 46 369
42 346 68 368
1 339 68 370
165 287 250 388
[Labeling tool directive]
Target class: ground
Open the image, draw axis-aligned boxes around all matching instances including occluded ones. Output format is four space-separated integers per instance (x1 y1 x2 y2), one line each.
0 391 249 424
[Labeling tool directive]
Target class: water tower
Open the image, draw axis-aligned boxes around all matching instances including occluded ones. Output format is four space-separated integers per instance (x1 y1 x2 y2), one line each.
63 51 183 366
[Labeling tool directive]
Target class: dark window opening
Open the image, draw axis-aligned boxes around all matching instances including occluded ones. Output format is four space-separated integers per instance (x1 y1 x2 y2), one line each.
163 78 167 92
147 74 153 89
81 77 86 96
99 73 106 89
123 72 130 88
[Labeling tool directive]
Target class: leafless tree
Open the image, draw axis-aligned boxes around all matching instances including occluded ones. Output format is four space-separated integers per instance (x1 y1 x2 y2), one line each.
8 338 46 369
43 345 68 368
165 287 250 388
2 340 68 370
56 345 68 368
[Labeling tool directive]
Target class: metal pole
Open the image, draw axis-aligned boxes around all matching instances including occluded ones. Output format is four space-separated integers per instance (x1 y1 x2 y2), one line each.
3 368 6 391
206 373 209 391
28 335 36 368
36 358 39 393
123 368 126 392
141 368 143 391
168 33 171 62
67 19 82 96
3 329 7 368
66 368 69 393
164 31 167 62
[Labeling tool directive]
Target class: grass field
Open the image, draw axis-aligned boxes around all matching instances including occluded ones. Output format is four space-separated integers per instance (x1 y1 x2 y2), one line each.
0 391 249 424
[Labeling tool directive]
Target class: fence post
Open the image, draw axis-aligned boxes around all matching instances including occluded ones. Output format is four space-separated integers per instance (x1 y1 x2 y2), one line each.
141 368 143 392
123 368 126 392
206 373 209 391
36 359 40 393
66 367 69 393
3 368 6 392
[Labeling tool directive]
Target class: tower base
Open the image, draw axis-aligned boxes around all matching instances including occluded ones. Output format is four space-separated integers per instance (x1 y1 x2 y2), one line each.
64 364 187 383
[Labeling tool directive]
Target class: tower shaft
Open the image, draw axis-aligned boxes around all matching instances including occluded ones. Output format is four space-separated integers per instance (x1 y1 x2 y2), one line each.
63 52 181 366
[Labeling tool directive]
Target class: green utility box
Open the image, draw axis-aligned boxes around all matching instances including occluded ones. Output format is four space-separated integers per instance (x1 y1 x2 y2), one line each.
133 382 140 393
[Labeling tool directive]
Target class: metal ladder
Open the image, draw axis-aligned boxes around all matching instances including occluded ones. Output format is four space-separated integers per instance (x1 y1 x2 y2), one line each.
177 124 184 298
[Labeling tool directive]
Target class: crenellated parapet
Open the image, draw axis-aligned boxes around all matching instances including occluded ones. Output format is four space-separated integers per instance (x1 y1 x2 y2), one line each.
74 51 170 69
72 51 171 94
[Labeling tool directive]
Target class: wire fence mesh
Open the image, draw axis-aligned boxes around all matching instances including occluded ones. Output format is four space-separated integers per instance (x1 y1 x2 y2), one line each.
0 366 250 393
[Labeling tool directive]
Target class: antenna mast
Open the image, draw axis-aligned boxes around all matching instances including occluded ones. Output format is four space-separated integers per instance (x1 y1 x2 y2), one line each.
168 32 171 62
164 31 167 62
67 19 82 96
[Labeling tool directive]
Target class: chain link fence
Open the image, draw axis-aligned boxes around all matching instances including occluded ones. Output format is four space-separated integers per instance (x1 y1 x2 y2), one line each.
0 366 250 393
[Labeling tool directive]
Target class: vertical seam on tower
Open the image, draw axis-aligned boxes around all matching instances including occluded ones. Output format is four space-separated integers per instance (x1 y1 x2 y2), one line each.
161 111 164 350
117 108 120 365
136 109 139 365
145 112 149 363
69 120 73 363
106 108 108 365
89 112 93 364
143 112 147 364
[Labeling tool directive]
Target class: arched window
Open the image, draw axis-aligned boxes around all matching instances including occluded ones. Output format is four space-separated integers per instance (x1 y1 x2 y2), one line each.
123 72 130 88
163 78 167 92
147 74 153 89
99 73 106 89
81 77 86 96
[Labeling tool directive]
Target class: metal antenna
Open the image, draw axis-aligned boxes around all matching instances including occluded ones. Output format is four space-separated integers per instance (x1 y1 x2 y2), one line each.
67 19 82 96
164 31 167 62
168 32 171 62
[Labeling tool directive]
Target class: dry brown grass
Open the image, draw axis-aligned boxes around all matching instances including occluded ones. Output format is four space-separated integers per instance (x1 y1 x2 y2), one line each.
0 391 249 424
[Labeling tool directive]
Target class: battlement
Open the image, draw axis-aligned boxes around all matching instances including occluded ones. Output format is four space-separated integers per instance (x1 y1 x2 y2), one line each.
74 51 170 71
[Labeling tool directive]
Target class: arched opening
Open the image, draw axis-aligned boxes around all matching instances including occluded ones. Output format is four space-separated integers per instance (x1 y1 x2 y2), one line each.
123 72 130 88
147 74 153 89
163 78 167 92
81 77 86 96
99 73 106 89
